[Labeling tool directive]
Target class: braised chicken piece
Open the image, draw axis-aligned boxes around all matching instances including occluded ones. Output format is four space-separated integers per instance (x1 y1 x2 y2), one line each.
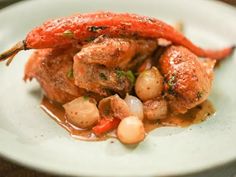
74 37 157 69
22 36 220 145
24 47 85 103
73 37 158 96
0 12 233 145
24 40 215 115
73 62 132 96
159 45 215 114
24 37 158 102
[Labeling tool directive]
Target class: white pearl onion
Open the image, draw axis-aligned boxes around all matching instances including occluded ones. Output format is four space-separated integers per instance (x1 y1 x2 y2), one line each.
63 97 100 128
117 116 145 144
124 94 144 120
135 67 163 101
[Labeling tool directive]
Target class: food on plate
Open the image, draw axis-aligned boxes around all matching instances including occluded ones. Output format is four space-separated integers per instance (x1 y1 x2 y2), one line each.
117 116 145 144
143 98 168 120
0 12 234 144
135 67 163 101
159 46 215 114
63 97 100 128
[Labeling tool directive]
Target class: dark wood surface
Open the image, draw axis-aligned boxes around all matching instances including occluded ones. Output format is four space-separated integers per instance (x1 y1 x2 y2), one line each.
221 0 236 6
0 0 235 177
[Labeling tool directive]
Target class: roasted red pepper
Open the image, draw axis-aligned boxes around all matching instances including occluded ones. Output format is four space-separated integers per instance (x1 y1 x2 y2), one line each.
92 117 121 136
0 12 234 63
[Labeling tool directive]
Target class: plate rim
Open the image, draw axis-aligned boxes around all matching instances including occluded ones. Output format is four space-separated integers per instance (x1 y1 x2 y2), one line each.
0 0 236 176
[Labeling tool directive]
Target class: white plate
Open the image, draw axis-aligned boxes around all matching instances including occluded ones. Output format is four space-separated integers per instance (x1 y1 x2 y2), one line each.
0 0 236 176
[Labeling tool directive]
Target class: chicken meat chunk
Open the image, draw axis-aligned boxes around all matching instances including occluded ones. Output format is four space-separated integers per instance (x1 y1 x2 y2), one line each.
24 47 85 103
73 37 157 96
159 45 215 114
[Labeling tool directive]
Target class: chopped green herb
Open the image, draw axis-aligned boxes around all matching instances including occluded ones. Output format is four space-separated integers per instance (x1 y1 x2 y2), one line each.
167 88 176 95
168 75 176 87
115 69 136 85
83 95 89 101
67 68 74 79
62 30 74 38
87 26 108 32
99 73 107 80
146 18 156 23
115 69 126 78
167 74 176 95
197 91 204 100
85 36 96 42
126 70 136 84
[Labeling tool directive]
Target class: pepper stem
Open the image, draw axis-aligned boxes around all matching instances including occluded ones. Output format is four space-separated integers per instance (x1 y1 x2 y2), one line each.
0 40 26 66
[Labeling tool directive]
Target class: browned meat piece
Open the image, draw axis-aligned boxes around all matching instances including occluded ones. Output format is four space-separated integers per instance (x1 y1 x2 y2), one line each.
159 45 214 114
73 37 157 96
74 37 157 69
24 47 85 103
73 61 132 96
98 94 131 119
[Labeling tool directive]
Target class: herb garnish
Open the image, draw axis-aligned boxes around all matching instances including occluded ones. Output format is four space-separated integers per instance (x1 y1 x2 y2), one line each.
197 91 204 100
168 75 175 87
83 95 89 101
126 70 135 85
115 69 136 85
99 73 107 80
63 30 74 38
85 36 96 42
87 26 108 32
115 70 126 78
167 74 176 95
67 68 74 79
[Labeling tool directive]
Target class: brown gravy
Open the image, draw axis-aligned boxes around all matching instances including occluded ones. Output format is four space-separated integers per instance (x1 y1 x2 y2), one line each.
41 96 215 141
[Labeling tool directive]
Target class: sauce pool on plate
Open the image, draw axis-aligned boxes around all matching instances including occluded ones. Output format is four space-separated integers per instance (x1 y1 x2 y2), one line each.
40 96 215 141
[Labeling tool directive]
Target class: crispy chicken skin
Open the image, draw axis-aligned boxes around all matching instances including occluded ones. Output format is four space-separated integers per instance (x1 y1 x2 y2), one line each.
24 47 85 103
74 37 157 69
73 61 132 96
159 46 215 114
73 37 157 96
8 11 232 143
25 39 215 114
24 37 157 101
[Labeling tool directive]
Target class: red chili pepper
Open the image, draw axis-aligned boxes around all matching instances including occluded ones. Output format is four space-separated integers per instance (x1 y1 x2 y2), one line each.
0 12 234 63
92 117 121 136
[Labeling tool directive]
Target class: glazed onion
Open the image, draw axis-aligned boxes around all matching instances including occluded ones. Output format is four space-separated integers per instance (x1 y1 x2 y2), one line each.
117 116 145 144
63 97 100 128
135 67 163 101
124 94 144 120
143 98 168 120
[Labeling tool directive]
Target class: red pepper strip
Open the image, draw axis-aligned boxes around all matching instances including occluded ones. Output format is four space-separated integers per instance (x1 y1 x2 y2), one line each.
25 12 234 60
92 118 121 136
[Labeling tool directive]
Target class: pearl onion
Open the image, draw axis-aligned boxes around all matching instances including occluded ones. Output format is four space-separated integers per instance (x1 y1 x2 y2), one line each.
135 67 163 101
63 97 100 128
117 116 145 144
124 94 144 120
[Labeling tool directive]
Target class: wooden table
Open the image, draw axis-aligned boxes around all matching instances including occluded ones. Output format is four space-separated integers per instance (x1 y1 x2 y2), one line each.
0 0 235 176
